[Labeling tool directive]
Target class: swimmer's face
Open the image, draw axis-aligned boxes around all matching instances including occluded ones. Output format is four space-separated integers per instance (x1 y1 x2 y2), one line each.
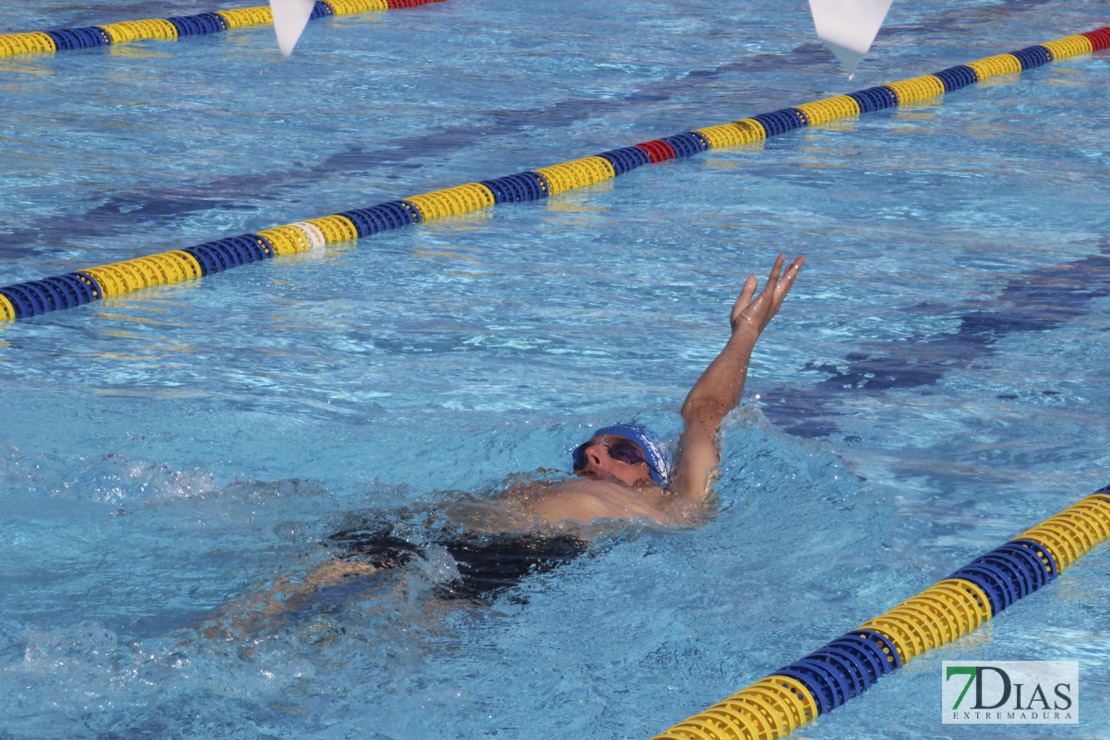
572 435 655 487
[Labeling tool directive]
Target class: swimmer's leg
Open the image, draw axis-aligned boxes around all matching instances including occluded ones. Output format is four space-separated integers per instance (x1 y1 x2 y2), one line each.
204 531 424 637
208 559 379 638
300 558 379 589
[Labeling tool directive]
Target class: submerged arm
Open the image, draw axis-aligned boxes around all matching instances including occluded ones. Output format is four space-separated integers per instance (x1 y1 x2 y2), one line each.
668 254 805 505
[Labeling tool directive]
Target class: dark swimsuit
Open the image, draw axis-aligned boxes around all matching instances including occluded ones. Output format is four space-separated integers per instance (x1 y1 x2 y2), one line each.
327 525 588 601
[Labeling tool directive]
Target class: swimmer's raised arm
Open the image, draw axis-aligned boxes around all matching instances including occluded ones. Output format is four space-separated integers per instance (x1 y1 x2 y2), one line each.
669 254 805 505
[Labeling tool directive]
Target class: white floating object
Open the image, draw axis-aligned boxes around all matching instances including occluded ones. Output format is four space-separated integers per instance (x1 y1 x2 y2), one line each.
269 0 317 58
808 0 894 78
292 222 327 250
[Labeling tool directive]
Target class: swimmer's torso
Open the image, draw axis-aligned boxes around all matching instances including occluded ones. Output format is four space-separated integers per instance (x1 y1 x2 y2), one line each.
371 472 702 537
319 474 702 607
498 475 696 527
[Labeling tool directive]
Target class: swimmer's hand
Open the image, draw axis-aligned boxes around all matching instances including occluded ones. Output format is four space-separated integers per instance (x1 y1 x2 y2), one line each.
730 254 805 339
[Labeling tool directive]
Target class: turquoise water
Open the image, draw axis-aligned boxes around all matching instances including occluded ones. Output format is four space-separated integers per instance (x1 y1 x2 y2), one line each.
1 1 1108 738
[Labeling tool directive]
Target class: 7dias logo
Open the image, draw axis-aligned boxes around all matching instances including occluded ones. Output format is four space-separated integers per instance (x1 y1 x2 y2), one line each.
942 661 1078 724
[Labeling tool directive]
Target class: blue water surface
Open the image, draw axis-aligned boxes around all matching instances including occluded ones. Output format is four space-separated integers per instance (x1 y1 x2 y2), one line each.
1 1 1108 738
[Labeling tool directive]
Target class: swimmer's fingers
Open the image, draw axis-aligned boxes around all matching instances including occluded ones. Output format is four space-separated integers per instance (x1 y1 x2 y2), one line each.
731 255 780 324
760 254 805 318
772 256 806 306
767 252 786 285
732 254 804 334
730 275 759 330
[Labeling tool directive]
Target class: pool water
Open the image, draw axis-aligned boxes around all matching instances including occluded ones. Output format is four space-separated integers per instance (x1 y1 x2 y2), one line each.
1 1 1108 738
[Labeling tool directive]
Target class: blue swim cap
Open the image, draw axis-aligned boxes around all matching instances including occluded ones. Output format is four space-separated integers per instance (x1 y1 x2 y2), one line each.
575 424 670 487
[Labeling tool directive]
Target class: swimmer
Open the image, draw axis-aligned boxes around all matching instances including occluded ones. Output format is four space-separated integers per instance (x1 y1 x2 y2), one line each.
526 253 803 525
228 254 805 623
499 253 806 529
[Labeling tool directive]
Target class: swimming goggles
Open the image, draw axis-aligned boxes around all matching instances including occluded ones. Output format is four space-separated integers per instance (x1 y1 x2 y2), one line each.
572 438 661 479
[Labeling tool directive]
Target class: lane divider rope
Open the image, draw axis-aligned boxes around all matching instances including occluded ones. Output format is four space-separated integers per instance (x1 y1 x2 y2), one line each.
0 1 446 59
651 487 1110 739
1 27 1107 322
